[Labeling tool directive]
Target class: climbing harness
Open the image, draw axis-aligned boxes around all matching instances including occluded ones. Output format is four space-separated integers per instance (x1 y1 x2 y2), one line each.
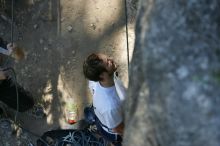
84 106 122 146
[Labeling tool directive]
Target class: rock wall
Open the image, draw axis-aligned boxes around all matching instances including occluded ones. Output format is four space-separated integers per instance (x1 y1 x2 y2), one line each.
124 0 220 146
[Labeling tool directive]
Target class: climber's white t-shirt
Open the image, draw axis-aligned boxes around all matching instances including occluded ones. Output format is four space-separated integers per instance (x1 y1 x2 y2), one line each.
89 80 123 131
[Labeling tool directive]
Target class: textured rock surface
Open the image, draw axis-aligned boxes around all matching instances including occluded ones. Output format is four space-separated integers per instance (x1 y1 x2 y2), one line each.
124 0 220 146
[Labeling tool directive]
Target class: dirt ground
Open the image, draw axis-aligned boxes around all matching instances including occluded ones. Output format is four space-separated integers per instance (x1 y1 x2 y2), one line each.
0 0 135 145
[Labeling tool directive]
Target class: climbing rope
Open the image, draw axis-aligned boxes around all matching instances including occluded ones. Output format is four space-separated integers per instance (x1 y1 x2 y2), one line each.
11 0 14 44
10 0 19 123
124 0 129 71
0 116 109 146
37 129 109 146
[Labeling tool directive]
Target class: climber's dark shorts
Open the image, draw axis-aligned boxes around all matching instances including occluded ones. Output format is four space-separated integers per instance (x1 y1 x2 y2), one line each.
0 78 34 112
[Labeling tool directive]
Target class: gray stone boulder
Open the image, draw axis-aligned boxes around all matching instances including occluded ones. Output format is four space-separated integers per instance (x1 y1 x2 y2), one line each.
124 0 220 146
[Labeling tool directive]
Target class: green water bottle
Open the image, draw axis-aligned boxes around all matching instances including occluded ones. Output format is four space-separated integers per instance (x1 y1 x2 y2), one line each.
66 103 78 125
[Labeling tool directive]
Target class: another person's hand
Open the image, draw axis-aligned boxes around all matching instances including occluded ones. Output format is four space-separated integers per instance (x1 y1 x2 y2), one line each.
0 70 6 80
7 43 25 61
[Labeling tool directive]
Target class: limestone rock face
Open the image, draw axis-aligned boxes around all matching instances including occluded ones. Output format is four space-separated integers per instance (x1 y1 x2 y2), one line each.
124 0 220 146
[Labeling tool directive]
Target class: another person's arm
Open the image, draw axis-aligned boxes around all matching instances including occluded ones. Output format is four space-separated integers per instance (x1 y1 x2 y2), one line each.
0 43 24 60
0 43 14 56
